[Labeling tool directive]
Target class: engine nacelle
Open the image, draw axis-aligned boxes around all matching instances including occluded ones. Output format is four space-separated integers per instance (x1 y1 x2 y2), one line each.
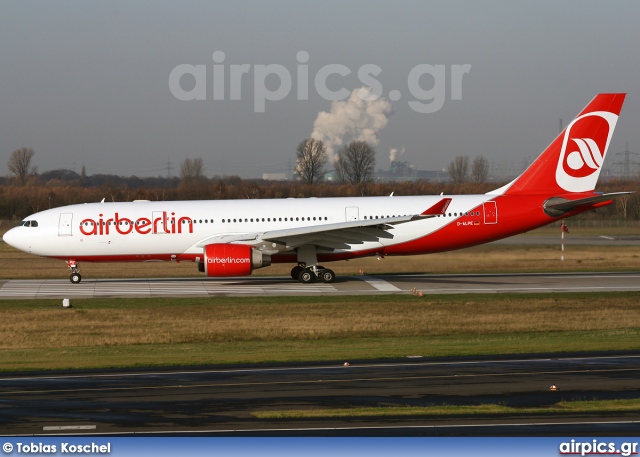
202 244 271 277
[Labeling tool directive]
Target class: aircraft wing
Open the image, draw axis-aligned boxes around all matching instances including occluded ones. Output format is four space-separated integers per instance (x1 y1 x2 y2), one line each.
195 198 451 251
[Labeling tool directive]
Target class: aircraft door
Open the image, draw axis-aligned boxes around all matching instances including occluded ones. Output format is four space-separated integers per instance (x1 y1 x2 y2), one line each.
152 211 168 234
58 213 73 236
345 206 359 221
483 201 498 224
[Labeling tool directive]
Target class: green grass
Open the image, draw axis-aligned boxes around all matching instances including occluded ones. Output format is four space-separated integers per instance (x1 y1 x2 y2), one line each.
251 399 640 419
2 329 640 372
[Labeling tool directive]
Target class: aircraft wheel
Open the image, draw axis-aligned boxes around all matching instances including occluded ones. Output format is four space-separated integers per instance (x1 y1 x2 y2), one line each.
320 269 335 283
70 273 82 284
298 268 315 284
291 265 304 280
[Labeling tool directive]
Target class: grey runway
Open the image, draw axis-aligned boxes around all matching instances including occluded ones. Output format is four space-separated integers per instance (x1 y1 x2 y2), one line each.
1 353 639 436
491 235 640 246
1 272 640 299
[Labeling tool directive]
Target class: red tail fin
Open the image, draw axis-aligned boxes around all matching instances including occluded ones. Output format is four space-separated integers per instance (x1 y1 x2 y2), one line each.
497 94 625 196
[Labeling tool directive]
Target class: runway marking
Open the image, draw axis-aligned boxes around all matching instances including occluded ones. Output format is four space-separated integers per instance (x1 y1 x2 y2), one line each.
4 368 640 396
1 272 640 298
42 425 96 431
358 276 402 292
394 273 640 279
0 279 338 299
1 354 638 382
415 286 640 294
17 420 640 436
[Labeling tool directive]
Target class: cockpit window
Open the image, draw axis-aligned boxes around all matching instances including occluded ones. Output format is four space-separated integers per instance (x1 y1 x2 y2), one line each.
18 220 38 227
31 220 38 227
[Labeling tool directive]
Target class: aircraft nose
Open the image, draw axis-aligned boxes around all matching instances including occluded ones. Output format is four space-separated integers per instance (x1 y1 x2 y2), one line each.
3 227 22 250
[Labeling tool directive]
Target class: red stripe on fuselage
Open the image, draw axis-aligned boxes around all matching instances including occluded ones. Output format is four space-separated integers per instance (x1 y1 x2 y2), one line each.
49 194 605 264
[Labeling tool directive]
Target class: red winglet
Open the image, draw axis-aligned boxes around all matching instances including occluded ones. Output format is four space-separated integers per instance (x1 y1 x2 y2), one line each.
421 198 452 216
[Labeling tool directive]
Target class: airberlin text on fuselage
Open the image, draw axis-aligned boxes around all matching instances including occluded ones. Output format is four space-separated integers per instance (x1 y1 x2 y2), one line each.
79 212 193 236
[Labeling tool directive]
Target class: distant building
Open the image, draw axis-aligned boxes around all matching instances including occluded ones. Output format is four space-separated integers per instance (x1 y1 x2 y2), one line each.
375 160 449 182
262 173 288 181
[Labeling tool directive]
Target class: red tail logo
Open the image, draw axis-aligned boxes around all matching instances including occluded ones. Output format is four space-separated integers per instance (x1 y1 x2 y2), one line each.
564 137 604 177
556 111 618 192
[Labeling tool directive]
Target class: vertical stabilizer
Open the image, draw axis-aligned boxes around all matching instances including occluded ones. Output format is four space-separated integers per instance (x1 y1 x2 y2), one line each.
497 93 625 196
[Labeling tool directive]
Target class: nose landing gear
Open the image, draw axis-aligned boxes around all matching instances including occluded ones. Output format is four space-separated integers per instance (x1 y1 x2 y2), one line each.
67 260 82 284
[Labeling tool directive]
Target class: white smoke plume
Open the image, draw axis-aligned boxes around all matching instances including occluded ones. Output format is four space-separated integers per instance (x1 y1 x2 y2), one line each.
311 87 392 162
389 146 405 163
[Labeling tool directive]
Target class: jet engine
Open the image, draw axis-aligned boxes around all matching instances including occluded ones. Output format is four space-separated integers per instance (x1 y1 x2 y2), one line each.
199 244 271 277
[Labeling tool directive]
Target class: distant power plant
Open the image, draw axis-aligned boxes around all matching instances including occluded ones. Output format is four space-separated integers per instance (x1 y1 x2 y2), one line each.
375 160 449 182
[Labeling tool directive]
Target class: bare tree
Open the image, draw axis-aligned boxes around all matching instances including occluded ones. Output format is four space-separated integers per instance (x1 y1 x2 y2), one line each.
179 157 207 199
180 157 204 181
8 147 37 184
447 155 469 184
471 155 489 183
333 141 376 185
295 138 327 185
333 153 349 184
617 194 629 219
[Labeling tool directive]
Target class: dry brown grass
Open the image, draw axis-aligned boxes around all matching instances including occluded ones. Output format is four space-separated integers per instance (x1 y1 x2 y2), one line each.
1 241 639 280
2 295 639 350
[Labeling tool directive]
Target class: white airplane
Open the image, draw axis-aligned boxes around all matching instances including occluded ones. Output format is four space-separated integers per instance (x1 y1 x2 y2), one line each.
3 94 630 284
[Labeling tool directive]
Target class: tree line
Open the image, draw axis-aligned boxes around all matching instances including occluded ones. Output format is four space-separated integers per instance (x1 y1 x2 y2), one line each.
3 147 640 222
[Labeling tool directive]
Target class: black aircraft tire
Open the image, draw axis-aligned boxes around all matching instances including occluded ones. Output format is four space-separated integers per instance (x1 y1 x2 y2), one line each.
320 269 335 283
291 265 304 280
298 268 315 284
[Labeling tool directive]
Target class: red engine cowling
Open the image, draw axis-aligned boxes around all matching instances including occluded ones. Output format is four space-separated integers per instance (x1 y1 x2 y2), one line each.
203 244 271 277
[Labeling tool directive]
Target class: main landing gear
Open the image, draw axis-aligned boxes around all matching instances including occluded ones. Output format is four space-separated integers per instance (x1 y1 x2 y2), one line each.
67 260 82 284
293 245 335 284
290 264 336 284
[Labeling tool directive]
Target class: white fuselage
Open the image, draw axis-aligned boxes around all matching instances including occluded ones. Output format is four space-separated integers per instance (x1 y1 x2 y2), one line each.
4 194 494 261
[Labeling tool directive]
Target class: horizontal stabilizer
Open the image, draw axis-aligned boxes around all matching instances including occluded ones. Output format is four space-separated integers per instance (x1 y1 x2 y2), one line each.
543 192 633 216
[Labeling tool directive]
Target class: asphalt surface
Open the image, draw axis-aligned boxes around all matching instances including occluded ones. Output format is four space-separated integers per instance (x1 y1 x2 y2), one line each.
1 271 640 299
1 235 638 436
1 353 639 436
492 235 640 246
